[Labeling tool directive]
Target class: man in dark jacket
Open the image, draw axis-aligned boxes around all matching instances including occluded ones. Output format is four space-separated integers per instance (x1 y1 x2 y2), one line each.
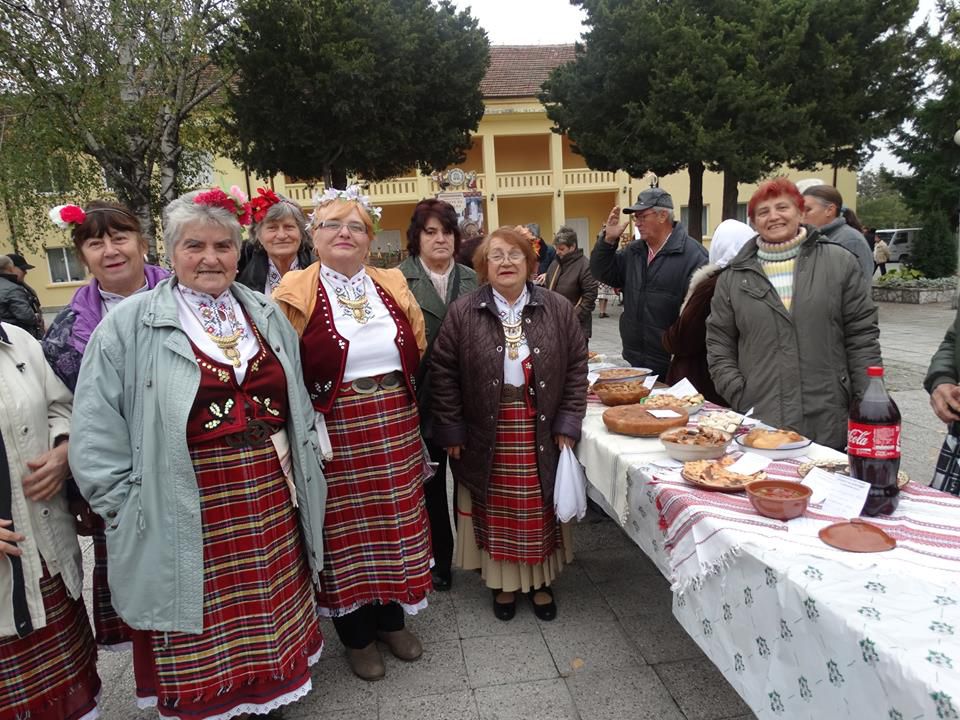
926 305 960 495
590 188 707 376
0 255 42 338
526 223 556 283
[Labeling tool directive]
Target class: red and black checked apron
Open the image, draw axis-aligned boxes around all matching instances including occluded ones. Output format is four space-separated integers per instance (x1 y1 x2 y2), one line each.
131 346 322 719
0 570 100 720
470 393 561 565
91 516 132 648
317 381 433 615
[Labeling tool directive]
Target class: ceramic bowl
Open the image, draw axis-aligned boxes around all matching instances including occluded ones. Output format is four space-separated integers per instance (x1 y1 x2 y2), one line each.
593 367 652 385
659 427 732 462
746 480 812 520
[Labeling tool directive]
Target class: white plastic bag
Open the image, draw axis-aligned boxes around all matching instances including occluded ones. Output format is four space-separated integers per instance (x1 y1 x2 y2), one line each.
554 446 588 522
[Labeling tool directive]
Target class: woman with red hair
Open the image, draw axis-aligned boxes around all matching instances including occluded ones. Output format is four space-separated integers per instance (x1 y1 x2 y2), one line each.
706 178 881 450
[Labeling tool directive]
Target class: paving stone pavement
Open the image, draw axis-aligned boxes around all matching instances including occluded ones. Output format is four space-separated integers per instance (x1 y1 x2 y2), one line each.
84 296 954 719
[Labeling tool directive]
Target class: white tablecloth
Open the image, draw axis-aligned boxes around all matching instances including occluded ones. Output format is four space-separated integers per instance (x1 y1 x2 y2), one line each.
577 414 960 720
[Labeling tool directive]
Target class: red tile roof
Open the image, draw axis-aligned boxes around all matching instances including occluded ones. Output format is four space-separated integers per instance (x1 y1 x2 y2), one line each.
481 44 576 98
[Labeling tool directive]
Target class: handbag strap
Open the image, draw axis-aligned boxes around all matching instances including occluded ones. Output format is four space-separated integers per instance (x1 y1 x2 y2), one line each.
0 429 34 638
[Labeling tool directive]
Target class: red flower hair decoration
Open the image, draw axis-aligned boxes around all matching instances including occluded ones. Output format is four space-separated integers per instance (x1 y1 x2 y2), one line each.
249 187 282 224
193 185 253 226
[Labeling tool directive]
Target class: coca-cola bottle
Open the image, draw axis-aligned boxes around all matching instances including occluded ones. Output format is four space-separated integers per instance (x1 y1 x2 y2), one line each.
848 366 901 516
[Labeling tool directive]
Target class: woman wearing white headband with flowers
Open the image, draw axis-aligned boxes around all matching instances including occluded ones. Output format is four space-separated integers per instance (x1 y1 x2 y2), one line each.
273 186 433 682
70 186 328 719
41 200 169 654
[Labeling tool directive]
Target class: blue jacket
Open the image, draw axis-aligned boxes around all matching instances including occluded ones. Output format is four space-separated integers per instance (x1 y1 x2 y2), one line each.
70 278 326 633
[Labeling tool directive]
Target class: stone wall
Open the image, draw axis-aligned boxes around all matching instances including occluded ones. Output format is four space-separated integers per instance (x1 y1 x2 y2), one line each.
872 286 957 304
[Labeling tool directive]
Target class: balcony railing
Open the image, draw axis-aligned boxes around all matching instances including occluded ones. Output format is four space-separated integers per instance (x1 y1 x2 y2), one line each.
563 169 617 189
495 171 553 194
281 168 617 205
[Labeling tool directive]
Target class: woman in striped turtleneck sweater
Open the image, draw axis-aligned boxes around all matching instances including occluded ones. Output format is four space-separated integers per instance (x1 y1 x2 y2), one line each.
704 177 881 451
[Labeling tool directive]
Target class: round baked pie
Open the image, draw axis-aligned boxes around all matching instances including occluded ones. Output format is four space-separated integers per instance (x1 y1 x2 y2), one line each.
743 428 805 449
602 404 688 436
681 456 766 491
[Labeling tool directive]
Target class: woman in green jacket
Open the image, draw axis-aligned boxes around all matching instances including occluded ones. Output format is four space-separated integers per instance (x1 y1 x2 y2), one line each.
70 188 327 719
398 199 477 590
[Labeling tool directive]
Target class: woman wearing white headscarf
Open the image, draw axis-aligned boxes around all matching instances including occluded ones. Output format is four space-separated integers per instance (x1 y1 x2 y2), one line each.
662 219 754 404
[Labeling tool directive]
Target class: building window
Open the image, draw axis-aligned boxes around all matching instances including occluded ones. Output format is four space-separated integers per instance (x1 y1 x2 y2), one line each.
736 203 748 224
47 247 86 284
680 205 708 231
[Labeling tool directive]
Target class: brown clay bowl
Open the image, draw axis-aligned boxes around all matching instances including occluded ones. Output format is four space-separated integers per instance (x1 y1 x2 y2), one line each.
746 480 812 521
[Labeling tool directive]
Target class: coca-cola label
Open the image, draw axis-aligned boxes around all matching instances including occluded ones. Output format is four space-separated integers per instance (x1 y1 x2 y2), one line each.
847 422 901 459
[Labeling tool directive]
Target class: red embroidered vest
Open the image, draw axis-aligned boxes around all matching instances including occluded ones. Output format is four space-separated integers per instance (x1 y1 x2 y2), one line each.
300 280 420 414
186 327 288 443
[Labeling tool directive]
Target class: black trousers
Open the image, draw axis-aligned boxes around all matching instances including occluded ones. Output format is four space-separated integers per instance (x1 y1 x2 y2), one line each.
331 601 405 649
424 438 454 575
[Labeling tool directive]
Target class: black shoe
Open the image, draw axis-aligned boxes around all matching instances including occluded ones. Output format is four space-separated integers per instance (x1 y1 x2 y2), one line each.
432 570 452 591
528 586 556 621
492 589 516 621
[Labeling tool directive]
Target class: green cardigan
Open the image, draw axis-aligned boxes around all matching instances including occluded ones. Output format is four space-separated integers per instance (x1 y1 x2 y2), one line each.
926 306 960 393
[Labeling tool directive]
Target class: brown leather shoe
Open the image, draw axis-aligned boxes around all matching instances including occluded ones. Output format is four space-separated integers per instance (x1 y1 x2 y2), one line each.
377 628 423 661
346 642 385 680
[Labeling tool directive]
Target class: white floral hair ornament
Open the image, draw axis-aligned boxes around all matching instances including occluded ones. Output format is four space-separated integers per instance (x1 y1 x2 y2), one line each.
311 185 383 232
48 204 87 230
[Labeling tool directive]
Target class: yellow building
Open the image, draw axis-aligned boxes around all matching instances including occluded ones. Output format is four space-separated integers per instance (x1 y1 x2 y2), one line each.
2 44 855 310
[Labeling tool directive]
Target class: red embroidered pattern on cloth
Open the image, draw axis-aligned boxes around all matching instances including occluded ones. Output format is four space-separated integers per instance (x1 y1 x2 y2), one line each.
131 440 322 719
471 397 561 564
317 382 432 615
0 571 100 720
651 457 960 579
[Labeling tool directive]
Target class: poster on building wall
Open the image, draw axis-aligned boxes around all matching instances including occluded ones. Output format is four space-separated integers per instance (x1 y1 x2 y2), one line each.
437 190 484 238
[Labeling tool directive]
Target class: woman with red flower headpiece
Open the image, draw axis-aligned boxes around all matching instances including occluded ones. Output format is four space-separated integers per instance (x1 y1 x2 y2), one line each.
238 189 316 297
69 189 328 718
42 200 170 654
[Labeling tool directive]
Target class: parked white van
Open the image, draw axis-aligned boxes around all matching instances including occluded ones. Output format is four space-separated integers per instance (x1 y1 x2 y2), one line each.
875 228 920 265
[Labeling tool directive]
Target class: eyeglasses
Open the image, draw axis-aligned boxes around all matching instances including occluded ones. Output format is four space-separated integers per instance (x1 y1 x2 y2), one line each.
488 251 525 264
317 220 367 235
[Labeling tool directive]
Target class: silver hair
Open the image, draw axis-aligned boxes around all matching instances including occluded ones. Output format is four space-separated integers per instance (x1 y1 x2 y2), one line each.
554 226 579 248
660 208 674 222
0 255 12 272
251 200 310 248
163 190 243 260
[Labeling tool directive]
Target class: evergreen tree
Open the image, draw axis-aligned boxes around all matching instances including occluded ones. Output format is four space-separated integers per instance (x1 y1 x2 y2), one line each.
223 0 488 189
889 0 960 277
913 207 957 277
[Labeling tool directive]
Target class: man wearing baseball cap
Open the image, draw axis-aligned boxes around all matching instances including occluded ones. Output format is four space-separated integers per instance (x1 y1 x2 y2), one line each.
0 254 43 338
590 188 707 377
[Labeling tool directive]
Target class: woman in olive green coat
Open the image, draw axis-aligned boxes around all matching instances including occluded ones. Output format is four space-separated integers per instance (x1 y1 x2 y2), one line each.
927 306 960 494
398 199 477 590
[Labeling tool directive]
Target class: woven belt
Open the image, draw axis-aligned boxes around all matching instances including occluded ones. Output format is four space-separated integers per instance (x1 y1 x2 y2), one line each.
348 370 404 395
222 419 276 448
500 384 527 403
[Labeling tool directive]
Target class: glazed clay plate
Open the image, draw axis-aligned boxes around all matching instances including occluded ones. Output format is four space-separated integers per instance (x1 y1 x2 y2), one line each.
681 457 765 493
797 459 909 489
819 519 896 553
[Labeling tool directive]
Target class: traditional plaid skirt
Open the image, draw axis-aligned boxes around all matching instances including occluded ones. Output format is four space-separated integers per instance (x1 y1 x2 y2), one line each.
471 396 561 564
131 439 323 720
0 570 100 720
317 382 433 616
91 514 133 648
933 422 960 496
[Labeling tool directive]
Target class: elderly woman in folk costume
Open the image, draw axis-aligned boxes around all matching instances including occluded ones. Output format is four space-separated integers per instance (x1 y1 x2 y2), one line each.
237 187 316 297
42 200 170 651
272 186 433 682
0 322 100 720
70 187 327 719
430 226 588 622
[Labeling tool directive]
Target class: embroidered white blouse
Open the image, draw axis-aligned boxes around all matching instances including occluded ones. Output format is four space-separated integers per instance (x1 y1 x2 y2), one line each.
99 281 149 315
492 286 530 386
318 264 402 381
265 256 300 299
175 285 259 384
419 256 454 302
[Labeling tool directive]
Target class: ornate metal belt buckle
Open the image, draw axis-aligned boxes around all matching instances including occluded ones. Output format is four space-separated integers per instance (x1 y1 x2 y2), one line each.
380 372 402 391
351 377 378 394
245 419 273 447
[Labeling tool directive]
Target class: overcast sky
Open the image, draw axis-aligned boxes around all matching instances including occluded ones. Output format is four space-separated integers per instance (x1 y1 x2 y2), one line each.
450 0 944 172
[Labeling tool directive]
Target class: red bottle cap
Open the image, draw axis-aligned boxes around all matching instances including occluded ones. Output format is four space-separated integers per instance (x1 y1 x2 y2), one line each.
867 366 884 377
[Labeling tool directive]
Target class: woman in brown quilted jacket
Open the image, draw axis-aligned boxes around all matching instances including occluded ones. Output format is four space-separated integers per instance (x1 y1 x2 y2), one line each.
430 226 588 622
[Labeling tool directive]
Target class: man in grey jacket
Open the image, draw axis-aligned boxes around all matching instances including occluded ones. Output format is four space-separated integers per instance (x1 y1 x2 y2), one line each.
0 255 42 338
590 188 707 376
